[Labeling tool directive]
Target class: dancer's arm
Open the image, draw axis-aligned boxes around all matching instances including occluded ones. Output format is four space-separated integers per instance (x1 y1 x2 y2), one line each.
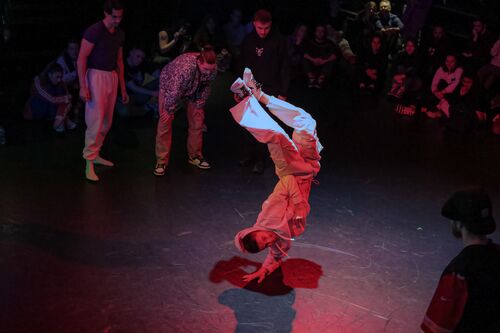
243 239 290 283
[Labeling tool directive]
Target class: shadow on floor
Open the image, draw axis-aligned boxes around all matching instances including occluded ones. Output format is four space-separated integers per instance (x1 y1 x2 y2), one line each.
209 257 323 333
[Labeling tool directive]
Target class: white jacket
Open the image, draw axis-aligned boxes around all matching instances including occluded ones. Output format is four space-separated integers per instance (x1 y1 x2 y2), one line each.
431 66 463 94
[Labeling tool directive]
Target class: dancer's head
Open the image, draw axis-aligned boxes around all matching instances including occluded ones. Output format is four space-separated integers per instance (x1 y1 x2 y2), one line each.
242 230 278 253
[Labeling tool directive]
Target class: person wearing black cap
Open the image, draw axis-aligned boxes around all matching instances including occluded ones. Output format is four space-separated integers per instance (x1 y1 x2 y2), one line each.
421 188 500 333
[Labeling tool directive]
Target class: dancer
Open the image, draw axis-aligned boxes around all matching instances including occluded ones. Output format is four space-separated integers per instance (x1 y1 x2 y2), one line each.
230 68 322 283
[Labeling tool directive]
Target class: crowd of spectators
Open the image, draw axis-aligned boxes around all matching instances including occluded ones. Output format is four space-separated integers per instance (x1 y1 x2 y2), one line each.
16 1 500 138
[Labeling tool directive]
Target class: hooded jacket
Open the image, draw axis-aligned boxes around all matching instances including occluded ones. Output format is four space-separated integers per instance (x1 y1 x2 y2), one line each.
234 174 313 274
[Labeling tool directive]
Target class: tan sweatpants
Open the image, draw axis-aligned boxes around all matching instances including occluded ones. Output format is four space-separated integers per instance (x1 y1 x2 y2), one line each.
82 69 118 161
229 95 322 177
155 102 205 164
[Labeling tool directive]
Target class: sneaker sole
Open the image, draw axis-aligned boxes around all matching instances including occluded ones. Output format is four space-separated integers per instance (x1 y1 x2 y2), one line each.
188 160 211 169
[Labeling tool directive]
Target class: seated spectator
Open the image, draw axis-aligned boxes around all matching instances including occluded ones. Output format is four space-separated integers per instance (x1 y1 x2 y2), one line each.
400 0 432 39
115 47 159 118
55 38 83 120
388 38 423 115
303 24 339 88
326 25 356 65
461 18 496 71
353 1 378 53
477 34 500 91
23 63 75 132
55 39 79 90
154 20 193 65
421 188 500 333
223 9 246 69
490 93 500 135
428 73 487 133
286 23 308 79
421 24 453 81
356 34 387 93
375 0 404 57
193 14 230 72
421 54 463 115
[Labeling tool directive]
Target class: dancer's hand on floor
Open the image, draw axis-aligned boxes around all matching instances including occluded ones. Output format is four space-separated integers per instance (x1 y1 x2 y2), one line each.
242 267 267 283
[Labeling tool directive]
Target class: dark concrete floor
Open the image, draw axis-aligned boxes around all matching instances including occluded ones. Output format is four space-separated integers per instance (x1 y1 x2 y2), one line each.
1 72 499 333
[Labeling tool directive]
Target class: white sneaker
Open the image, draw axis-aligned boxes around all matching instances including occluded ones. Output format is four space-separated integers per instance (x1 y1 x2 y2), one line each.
243 68 262 95
230 78 252 98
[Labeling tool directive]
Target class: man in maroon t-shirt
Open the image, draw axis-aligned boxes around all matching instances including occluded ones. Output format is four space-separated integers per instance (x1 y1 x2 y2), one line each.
77 0 129 181
422 188 500 333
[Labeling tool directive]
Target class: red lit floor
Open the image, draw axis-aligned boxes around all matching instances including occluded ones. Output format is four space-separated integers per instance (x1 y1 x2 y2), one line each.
1 74 499 332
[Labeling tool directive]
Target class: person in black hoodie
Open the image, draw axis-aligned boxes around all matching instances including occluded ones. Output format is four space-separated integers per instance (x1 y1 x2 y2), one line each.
238 9 290 174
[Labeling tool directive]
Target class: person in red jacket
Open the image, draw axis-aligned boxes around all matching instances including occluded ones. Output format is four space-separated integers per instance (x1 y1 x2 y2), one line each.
421 188 500 333
230 68 322 283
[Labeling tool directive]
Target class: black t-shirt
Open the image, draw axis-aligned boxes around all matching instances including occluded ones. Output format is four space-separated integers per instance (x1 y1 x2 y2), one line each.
422 241 500 333
83 21 125 71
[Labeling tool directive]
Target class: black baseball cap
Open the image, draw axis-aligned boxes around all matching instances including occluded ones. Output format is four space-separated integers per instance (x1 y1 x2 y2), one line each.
441 188 496 235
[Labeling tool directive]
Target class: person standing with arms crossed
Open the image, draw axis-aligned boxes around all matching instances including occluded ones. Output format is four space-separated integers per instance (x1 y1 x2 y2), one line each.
239 9 290 174
78 0 129 181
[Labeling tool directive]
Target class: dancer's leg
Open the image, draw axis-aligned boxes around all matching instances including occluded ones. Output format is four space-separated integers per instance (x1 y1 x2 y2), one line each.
261 95 322 175
229 96 313 177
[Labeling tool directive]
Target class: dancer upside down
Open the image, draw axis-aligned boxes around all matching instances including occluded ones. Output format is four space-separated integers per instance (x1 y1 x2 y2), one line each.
230 68 323 283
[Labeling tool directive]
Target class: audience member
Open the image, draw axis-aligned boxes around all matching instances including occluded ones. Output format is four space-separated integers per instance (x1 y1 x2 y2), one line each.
400 0 432 39
303 24 339 88
428 73 486 133
223 9 247 70
23 63 75 132
155 20 193 65
477 34 500 91
356 34 387 93
353 1 378 52
239 9 290 174
154 47 217 176
56 39 80 89
490 93 500 135
115 46 159 118
461 17 496 71
421 54 463 115
421 24 453 81
0 0 11 46
193 15 231 72
55 38 83 120
388 38 423 115
375 0 404 57
286 23 308 80
422 188 500 333
326 25 356 65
